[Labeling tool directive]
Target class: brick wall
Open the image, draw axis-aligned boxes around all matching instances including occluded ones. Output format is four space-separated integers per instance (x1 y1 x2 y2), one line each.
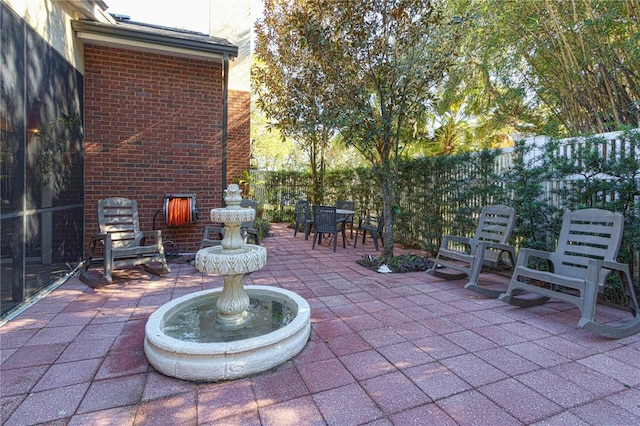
227 89 251 186
83 45 250 253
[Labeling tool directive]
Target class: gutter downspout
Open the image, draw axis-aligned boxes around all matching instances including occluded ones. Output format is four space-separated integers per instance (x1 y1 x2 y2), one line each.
221 53 229 203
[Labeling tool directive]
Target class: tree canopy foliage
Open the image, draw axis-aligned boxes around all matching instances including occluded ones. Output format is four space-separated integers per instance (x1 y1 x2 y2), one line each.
250 100 302 171
462 0 640 136
253 1 336 203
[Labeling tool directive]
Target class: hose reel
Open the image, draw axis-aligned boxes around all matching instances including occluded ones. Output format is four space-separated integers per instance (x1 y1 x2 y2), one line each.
163 193 198 227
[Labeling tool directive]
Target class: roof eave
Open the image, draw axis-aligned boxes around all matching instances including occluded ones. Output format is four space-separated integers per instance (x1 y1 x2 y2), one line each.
72 20 239 61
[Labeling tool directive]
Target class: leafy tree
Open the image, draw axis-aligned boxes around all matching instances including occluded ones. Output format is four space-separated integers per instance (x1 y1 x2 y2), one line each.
250 100 302 171
253 3 336 204
430 100 475 155
290 0 470 258
467 0 640 135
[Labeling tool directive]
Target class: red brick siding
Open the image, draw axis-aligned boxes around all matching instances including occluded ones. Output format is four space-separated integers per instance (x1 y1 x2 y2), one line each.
227 89 251 186
83 46 250 253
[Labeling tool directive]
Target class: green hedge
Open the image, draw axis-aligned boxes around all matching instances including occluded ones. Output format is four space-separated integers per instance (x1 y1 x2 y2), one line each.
260 129 640 285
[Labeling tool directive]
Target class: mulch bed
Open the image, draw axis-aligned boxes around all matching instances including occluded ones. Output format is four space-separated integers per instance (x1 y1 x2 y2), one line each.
356 253 434 273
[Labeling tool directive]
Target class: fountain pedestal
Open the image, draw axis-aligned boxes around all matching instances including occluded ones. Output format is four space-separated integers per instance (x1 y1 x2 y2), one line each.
194 185 265 327
144 184 311 381
216 274 250 327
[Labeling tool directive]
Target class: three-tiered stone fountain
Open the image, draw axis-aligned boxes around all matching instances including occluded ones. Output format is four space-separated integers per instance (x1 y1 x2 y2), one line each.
144 184 311 381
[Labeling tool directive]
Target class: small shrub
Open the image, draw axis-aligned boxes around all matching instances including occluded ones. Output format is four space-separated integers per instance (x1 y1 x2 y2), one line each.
254 217 270 241
356 253 433 273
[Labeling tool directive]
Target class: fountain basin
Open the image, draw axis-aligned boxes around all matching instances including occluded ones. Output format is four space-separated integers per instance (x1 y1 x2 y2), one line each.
144 285 311 381
210 206 254 222
195 244 267 275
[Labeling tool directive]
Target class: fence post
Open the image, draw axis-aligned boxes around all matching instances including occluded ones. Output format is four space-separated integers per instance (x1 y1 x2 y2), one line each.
522 135 551 165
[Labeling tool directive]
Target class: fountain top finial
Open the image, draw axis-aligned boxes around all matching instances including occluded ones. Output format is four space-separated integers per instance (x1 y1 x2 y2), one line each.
209 184 254 237
224 184 243 209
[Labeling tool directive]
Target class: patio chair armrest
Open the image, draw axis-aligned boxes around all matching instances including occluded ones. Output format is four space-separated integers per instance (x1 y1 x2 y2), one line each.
84 233 107 262
441 234 471 249
516 247 553 268
477 241 517 263
586 259 632 287
358 216 379 226
594 260 630 272
210 226 225 234
485 242 514 252
204 226 225 237
89 233 107 244
138 230 163 246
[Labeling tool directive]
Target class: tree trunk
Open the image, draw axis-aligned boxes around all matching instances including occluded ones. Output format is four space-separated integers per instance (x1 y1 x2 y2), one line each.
377 165 395 259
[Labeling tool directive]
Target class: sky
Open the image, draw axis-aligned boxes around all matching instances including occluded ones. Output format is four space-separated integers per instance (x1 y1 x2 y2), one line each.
103 0 264 35
104 0 213 34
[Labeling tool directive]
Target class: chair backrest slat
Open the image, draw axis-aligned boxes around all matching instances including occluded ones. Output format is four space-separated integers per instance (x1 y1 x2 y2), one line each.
551 209 623 279
98 197 142 249
313 205 338 233
364 215 383 232
470 205 515 262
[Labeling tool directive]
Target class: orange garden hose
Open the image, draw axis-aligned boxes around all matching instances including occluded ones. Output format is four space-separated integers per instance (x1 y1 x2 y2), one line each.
167 197 192 227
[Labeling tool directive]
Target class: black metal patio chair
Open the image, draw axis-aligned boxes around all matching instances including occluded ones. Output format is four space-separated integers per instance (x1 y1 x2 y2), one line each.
311 205 346 252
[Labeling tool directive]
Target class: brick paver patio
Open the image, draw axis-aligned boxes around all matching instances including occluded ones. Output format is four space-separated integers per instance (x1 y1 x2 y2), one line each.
2 223 640 425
